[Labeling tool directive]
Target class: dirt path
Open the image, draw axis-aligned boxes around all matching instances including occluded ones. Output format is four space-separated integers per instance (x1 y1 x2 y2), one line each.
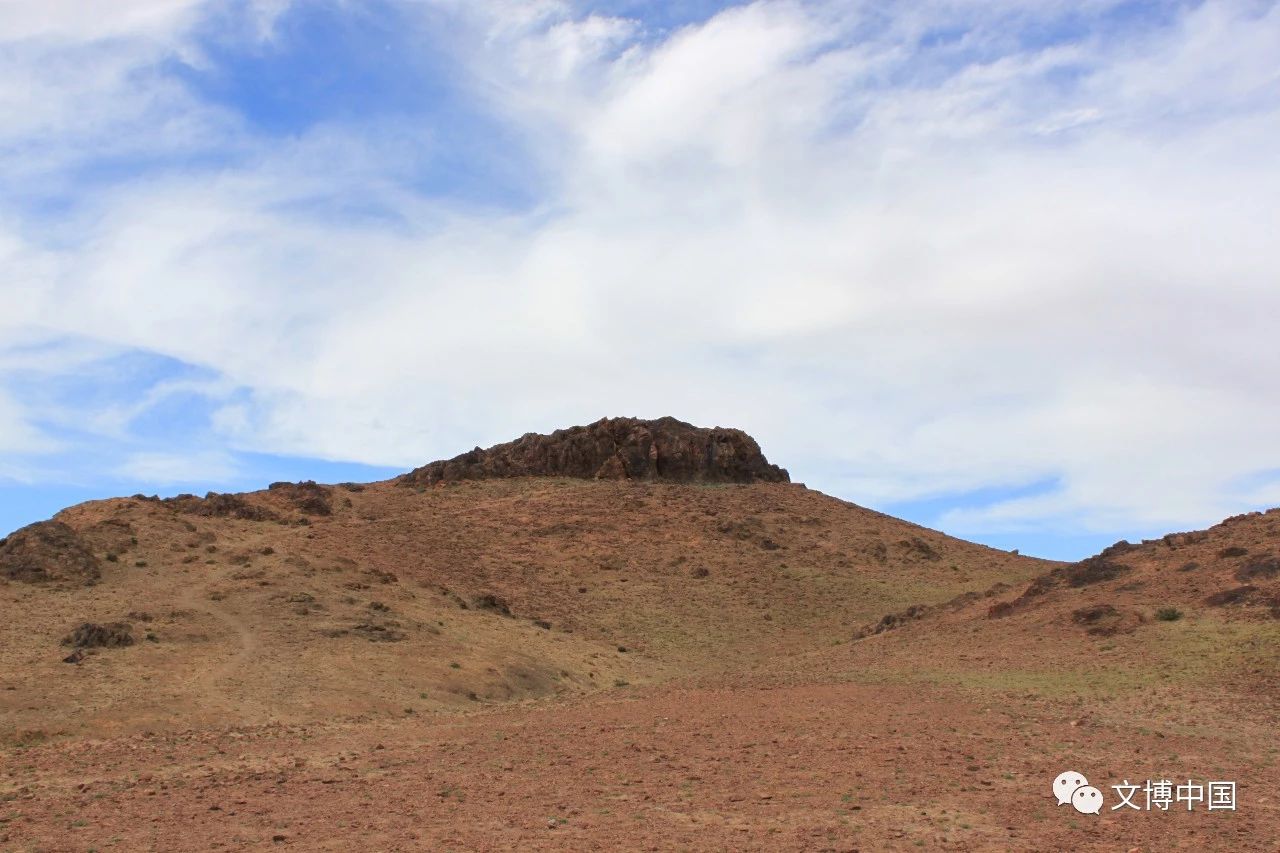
175 571 267 716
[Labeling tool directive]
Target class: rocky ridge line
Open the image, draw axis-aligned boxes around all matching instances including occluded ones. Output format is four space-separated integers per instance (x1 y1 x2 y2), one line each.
400 416 789 486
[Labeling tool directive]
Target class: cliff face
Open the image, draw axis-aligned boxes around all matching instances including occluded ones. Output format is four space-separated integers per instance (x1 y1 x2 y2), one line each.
400 417 790 486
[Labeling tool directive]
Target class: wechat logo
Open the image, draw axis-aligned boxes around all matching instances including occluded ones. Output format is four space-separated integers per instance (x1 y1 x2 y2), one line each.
1053 770 1104 815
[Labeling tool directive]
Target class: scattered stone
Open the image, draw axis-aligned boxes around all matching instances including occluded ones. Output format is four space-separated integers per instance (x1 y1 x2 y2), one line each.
353 622 406 642
856 603 931 637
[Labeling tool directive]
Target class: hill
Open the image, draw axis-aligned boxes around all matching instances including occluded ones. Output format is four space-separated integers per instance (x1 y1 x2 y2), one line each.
0 472 1046 735
1 419 1277 851
826 506 1280 697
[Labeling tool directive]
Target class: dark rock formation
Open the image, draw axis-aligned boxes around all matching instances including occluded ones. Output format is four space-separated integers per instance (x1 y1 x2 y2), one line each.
0 521 101 586
267 480 333 516
1236 555 1280 582
401 417 789 486
62 622 134 649
1019 554 1129 601
1070 604 1129 636
988 552 1131 619
80 519 137 556
163 492 282 522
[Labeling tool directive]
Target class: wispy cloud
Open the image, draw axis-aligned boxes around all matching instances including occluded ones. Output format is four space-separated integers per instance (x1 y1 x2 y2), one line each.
1 0 1279 549
112 449 240 486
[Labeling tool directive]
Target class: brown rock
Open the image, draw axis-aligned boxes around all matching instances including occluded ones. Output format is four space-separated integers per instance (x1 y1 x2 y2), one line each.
164 492 281 522
400 417 789 486
0 521 102 586
1070 604 1130 636
267 480 333 516
62 622 134 648
1235 555 1280 582
80 519 137 555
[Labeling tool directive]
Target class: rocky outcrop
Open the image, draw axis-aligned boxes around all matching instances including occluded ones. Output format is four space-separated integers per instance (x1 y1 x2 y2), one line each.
401 417 789 486
0 521 102 586
163 492 282 522
267 481 333 516
63 621 135 648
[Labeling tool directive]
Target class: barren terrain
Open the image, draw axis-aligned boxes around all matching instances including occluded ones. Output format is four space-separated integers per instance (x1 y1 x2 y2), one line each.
2 423 1278 850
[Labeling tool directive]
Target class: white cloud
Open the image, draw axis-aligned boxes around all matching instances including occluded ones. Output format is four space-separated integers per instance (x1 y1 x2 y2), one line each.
2 0 1280 540
113 450 240 485
0 388 58 456
0 0 205 43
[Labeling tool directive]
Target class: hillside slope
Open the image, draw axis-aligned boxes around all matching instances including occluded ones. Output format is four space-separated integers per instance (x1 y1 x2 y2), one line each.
11 420 1276 850
0 475 1051 737
826 506 1280 698
3 501 1278 851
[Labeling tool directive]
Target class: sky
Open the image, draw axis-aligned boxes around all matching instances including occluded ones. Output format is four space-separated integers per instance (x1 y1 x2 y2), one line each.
1 0 1278 560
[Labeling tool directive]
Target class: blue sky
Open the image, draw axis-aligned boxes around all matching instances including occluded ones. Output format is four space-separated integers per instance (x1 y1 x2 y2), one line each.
2 0 1279 560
